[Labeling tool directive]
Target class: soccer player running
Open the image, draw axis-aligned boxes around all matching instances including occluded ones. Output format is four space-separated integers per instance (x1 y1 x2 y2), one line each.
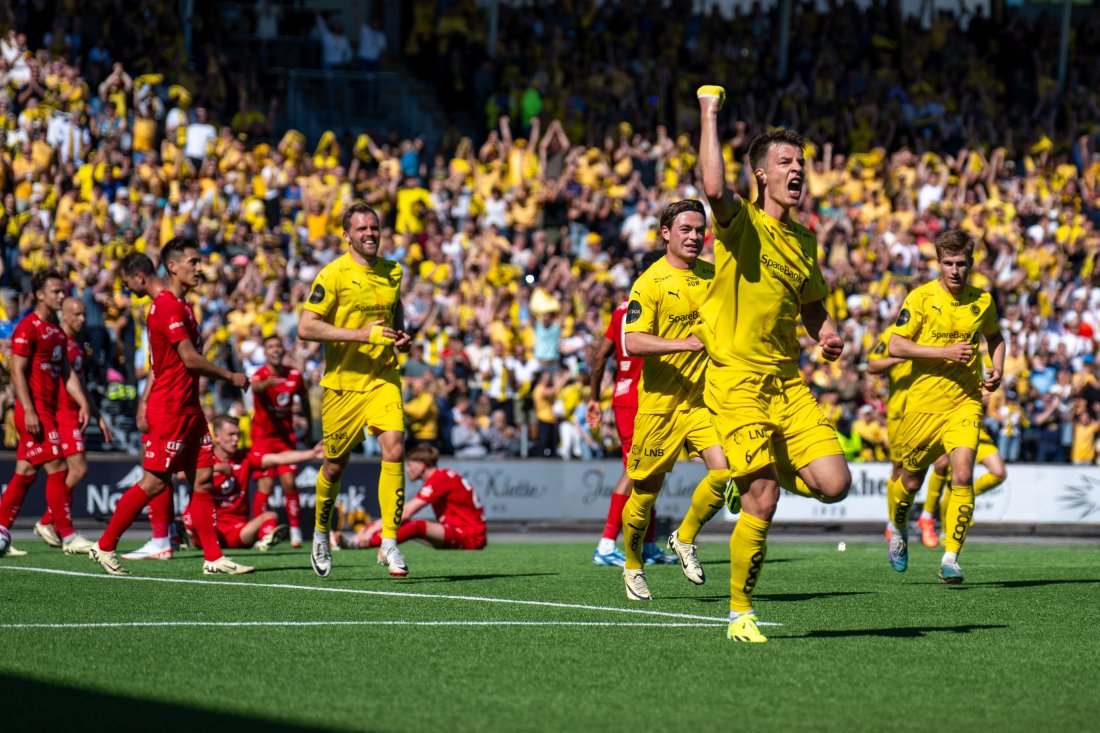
619 199 732 602
90 244 254 576
696 87 851 642
298 201 412 578
0 271 97 557
249 334 313 548
180 415 323 551
866 324 913 533
33 297 114 549
884 229 1005 583
342 444 486 551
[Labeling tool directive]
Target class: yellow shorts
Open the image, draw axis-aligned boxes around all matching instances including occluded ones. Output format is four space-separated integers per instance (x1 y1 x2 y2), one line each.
895 402 983 473
627 405 720 481
322 380 404 460
886 410 905 464
705 370 842 479
976 427 998 463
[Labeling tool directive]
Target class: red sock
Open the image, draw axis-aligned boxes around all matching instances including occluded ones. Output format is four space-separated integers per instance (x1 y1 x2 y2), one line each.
284 489 301 528
40 508 53 525
148 488 172 539
645 508 657 543
99 485 151 552
0 472 36 528
187 491 224 561
367 520 427 547
45 469 73 539
260 516 277 538
602 492 629 540
251 490 268 519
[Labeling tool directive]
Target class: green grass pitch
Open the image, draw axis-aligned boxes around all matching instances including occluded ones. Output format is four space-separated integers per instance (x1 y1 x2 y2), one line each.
2 537 1098 732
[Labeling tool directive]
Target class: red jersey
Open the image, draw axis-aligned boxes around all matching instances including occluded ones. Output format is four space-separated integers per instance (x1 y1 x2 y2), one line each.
58 333 86 415
11 311 66 413
605 300 643 409
416 468 485 531
250 363 302 449
147 290 202 419
209 449 255 522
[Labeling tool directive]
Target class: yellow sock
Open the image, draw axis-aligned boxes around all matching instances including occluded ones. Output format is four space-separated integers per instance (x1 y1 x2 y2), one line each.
974 472 1004 497
923 470 948 516
943 484 974 554
886 476 915 533
314 471 341 534
729 511 770 613
676 469 730 544
622 487 658 570
378 461 405 540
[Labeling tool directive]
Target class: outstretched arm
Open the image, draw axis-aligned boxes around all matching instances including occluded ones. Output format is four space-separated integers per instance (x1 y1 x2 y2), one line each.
698 86 743 227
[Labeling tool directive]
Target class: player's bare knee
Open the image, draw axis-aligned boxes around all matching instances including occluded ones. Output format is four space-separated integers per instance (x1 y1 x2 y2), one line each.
952 468 974 486
139 472 169 496
322 459 347 482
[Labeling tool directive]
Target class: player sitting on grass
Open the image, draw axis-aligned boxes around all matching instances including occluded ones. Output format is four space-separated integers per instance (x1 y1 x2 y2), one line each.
342 444 486 552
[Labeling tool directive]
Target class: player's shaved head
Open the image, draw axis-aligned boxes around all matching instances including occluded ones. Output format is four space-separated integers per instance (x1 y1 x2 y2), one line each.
62 297 84 316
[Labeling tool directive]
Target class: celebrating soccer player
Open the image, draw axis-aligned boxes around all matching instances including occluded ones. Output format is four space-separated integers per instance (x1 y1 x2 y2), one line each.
298 201 412 578
618 199 731 602
249 334 312 548
696 86 852 642
884 229 1005 583
0 271 97 557
89 244 254 576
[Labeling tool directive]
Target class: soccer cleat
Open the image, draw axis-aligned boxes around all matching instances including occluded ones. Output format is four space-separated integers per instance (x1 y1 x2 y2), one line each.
918 516 939 549
623 568 653 601
592 546 626 567
289 526 303 549
62 535 96 555
6 544 28 557
642 542 677 565
938 560 965 585
697 84 727 110
723 479 742 515
667 531 706 585
0 526 11 556
255 524 289 552
311 533 332 577
726 613 768 643
202 556 255 575
887 526 909 572
89 543 131 576
377 546 409 577
34 521 62 548
173 519 192 551
121 539 173 561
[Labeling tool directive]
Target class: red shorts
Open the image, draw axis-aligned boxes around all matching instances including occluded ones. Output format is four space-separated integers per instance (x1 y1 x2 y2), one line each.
183 510 248 549
442 524 487 550
143 412 215 474
14 402 62 466
613 405 637 469
57 409 85 458
248 446 297 481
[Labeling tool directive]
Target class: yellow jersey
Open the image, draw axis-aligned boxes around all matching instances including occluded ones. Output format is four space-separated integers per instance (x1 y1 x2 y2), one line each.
303 252 403 391
623 256 715 414
696 202 828 378
868 327 912 420
890 280 999 413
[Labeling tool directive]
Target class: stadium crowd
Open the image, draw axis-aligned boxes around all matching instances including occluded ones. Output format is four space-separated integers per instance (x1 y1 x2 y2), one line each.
1 1 1099 466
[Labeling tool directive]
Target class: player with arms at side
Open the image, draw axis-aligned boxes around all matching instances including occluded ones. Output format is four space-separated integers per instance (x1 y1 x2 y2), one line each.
33 297 114 549
619 199 732 601
697 87 851 642
885 229 1005 583
0 271 96 557
90 243 254 575
342 444 486 551
298 201 412 578
584 249 677 568
865 324 913 536
249 334 313 548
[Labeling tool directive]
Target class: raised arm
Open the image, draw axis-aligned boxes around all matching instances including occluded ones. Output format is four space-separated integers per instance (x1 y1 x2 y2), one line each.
697 86 742 227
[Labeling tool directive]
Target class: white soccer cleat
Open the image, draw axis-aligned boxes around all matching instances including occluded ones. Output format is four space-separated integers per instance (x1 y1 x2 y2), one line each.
89 543 130 576
289 526 303 549
121 538 174 561
667 531 706 585
203 556 255 575
623 568 653 601
377 545 409 577
255 524 289 552
34 521 62 548
311 532 332 577
62 534 96 555
0 526 10 556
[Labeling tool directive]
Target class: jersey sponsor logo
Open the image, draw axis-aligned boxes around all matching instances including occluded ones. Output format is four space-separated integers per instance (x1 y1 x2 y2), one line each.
931 330 974 341
308 284 326 304
625 300 642 324
326 431 348 442
668 310 699 325
760 253 806 290
165 441 183 452
685 277 700 287
895 308 911 326
276 392 292 407
732 427 767 445
353 303 390 315
630 444 664 457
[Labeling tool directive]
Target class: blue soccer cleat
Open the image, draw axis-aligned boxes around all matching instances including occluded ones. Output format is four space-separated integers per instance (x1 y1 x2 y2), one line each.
642 541 677 565
592 546 626 567
887 527 908 572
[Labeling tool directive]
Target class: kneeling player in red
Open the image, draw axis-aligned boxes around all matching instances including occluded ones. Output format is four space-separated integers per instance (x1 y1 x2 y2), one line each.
182 415 323 551
343 444 486 565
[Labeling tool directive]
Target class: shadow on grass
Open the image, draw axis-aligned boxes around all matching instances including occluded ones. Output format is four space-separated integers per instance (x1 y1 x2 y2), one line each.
696 558 798 568
4 673 352 732
791 623 1008 639
755 590 873 602
396 572 560 583
968 578 1100 589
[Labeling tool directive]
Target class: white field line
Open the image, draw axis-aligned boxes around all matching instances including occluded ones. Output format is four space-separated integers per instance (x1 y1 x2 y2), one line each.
0 620 721 629
0 565 783 626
